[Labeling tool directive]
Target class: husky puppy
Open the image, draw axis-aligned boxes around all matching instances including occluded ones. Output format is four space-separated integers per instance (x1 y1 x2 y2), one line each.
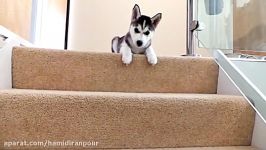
112 4 162 65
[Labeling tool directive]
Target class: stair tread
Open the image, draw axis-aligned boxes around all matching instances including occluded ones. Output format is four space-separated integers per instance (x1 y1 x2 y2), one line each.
0 89 244 99
122 146 258 150
0 88 247 104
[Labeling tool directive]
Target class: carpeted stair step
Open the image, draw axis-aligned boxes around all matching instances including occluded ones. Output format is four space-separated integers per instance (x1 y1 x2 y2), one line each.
0 89 255 149
0 47 256 149
122 147 257 150
12 47 219 94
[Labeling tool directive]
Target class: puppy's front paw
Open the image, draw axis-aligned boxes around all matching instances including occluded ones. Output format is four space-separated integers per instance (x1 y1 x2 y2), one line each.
147 55 158 65
122 55 133 65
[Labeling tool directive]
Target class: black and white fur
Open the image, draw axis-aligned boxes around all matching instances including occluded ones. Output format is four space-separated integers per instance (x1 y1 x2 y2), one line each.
112 4 162 65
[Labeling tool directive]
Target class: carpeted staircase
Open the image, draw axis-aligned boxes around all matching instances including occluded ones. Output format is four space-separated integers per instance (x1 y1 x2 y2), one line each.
0 47 256 149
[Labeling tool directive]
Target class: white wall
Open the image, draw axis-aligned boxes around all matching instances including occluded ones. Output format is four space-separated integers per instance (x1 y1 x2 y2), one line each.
0 41 13 89
68 0 187 56
0 26 32 89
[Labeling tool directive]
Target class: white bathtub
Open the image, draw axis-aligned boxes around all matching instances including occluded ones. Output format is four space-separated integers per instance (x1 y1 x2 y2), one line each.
215 50 266 150
231 59 266 94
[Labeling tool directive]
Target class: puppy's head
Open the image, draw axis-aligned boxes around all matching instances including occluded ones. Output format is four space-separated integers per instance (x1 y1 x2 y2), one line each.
129 4 162 48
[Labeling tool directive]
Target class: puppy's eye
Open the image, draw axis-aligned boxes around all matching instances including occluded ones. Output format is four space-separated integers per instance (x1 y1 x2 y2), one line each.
134 28 140 33
144 31 150 35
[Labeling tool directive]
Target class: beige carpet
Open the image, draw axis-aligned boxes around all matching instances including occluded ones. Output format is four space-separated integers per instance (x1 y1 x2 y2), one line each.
123 146 258 150
12 47 218 93
0 47 256 149
0 89 255 149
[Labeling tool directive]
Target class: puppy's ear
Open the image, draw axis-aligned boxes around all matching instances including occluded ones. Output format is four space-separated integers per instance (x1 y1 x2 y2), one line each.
132 4 141 21
151 13 162 29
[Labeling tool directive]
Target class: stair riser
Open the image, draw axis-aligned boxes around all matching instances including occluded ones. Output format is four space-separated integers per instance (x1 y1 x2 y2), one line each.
0 91 255 149
12 47 218 93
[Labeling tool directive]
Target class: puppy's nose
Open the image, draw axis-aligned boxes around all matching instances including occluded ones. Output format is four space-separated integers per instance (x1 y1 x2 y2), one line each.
136 40 143 47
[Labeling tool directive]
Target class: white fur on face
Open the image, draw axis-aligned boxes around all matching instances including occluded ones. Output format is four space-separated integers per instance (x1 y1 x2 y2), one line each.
129 24 154 48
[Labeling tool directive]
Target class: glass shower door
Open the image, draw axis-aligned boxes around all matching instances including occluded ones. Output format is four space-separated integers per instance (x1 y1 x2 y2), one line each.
234 0 266 53
196 0 233 53
198 0 266 123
